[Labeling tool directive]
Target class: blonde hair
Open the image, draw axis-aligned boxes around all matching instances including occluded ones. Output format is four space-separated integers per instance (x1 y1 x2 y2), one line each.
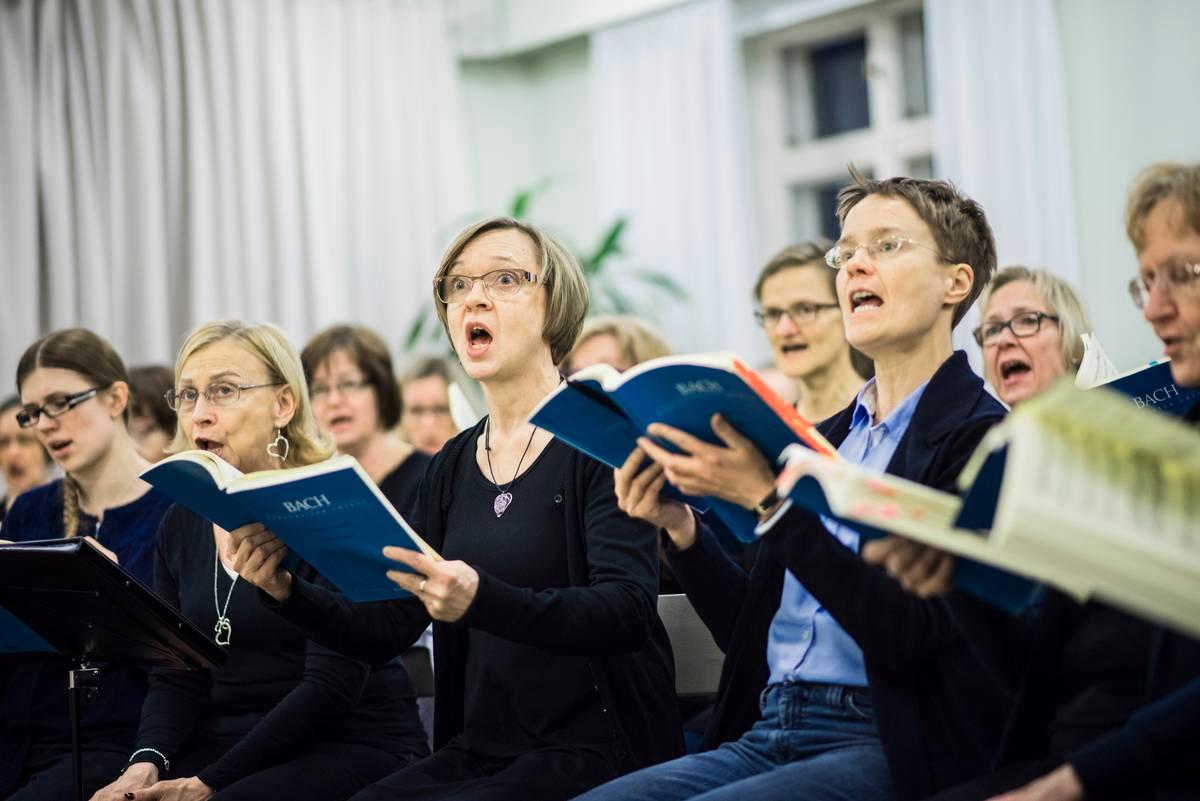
1125 162 1200 252
978 266 1091 370
432 217 589 365
567 315 672 372
169 321 334 467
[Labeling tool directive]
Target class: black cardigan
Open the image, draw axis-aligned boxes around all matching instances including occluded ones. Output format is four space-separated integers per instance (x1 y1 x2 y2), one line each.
267 419 684 773
668 351 1012 801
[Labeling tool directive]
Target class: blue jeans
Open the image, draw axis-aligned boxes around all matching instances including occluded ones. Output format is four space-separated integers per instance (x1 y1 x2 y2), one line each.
572 682 894 801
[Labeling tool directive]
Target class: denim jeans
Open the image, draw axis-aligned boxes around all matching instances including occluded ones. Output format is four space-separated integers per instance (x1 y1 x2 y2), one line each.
571 681 894 801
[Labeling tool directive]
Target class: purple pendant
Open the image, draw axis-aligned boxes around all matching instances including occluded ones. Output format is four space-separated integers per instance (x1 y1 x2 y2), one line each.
494 491 513 517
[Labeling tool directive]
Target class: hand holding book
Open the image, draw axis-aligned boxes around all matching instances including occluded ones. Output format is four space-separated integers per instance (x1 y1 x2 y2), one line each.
384 546 479 622
614 449 698 550
227 523 294 603
638 414 778 512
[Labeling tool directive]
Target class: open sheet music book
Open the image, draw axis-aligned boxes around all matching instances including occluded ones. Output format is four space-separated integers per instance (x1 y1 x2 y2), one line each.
141 452 440 602
776 380 1200 637
530 351 837 541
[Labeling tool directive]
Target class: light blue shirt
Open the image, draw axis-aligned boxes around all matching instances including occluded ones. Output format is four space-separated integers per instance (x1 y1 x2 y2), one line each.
765 377 929 687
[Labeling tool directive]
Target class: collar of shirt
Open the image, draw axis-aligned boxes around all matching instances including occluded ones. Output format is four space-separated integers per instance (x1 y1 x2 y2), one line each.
846 377 930 462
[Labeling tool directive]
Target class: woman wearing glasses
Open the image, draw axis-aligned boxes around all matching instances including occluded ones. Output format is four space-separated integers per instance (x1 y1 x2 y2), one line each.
225 217 681 801
90 321 428 801
1 329 172 801
752 241 873 423
302 325 431 519
974 267 1090 408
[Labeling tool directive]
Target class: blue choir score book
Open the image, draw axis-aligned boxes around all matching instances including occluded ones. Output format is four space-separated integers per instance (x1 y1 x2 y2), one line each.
773 380 1200 636
531 352 839 542
1092 358 1200 416
141 453 440 602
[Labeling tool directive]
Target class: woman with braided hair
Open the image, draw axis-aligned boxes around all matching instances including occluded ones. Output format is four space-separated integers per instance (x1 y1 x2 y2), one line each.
0 328 173 801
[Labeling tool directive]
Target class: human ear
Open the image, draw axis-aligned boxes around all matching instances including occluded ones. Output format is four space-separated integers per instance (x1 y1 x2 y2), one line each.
944 263 974 307
272 385 297 429
106 381 130 419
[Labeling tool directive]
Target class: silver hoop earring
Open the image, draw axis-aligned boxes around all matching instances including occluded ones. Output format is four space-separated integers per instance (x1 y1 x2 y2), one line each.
267 428 290 462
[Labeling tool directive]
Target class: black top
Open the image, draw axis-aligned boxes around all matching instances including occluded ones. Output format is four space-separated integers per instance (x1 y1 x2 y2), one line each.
447 434 608 756
669 352 1012 801
264 417 684 775
968 399 1200 800
0 481 172 791
133 505 428 790
378 450 432 520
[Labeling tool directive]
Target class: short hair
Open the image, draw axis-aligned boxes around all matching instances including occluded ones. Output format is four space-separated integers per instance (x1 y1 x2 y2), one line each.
1125 162 1200 252
169 320 334 467
301 325 402 430
128 365 177 436
400 356 456 391
753 241 874 380
836 166 997 328
978 266 1091 370
568 315 672 371
433 217 589 365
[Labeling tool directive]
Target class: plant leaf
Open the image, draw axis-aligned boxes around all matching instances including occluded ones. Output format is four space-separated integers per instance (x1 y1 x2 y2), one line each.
588 217 627 272
403 309 429 351
632 269 688 299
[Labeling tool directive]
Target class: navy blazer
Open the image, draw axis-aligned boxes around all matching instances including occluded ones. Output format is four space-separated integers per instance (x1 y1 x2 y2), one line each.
668 351 1011 801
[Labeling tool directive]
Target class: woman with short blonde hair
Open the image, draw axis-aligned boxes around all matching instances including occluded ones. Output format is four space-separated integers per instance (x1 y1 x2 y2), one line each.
563 315 672 374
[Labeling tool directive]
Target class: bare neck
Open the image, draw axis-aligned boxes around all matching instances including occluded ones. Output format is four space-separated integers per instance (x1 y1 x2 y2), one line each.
869 330 953 423
72 431 151 517
795 353 867 423
481 359 563 438
348 429 413 484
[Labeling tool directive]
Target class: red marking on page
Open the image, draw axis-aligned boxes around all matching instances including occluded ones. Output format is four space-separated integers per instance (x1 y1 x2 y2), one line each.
733 359 840 460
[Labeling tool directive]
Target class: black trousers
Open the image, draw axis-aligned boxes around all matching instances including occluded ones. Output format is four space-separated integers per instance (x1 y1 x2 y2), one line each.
173 739 410 801
2 747 129 801
346 741 617 801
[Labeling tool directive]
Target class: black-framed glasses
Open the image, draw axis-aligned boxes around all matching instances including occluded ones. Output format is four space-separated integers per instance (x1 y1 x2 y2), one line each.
310 378 372 400
825 235 947 270
973 311 1060 347
164 381 284 412
754 302 840 328
17 384 112 428
434 269 547 304
1128 262 1200 309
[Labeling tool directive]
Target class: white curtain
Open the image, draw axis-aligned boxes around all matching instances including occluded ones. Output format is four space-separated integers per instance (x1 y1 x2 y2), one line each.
0 0 471 390
590 0 762 361
925 0 1079 362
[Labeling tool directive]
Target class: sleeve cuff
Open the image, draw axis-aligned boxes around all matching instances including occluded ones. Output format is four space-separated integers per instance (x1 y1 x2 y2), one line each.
755 499 794 535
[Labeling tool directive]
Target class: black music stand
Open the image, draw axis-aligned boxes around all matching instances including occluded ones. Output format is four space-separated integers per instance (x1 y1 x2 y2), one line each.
0 539 226 801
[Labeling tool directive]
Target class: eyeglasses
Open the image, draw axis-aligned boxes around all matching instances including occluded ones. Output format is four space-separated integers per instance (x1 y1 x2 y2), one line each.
405 404 451 418
825 235 947 270
434 269 547 304
1128 262 1200 309
310 378 372 400
164 381 284 411
754 302 840 328
16 385 111 428
973 311 1059 347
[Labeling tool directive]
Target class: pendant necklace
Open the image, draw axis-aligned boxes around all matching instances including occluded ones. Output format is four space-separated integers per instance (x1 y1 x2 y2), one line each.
484 418 538 518
213 547 238 646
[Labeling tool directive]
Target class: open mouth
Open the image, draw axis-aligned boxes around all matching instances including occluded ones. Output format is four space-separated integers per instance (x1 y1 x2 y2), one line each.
195 437 225 458
328 414 353 427
850 290 883 314
46 439 72 458
999 358 1032 381
780 342 809 354
465 322 494 356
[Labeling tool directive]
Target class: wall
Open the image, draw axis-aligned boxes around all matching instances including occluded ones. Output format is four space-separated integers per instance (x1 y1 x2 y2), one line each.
1056 0 1200 369
458 37 598 252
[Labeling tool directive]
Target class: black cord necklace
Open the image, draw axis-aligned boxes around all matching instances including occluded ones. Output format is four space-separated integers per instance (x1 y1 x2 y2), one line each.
483 418 538 518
